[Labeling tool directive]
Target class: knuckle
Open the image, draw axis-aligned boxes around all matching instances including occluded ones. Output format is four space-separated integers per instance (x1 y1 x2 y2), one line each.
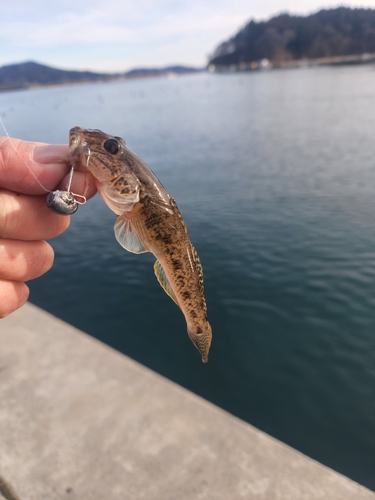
0 190 20 238
39 241 55 272
28 240 54 278
0 239 55 282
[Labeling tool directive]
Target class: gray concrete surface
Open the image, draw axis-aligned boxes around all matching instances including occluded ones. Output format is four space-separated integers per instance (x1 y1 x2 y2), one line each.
0 302 374 500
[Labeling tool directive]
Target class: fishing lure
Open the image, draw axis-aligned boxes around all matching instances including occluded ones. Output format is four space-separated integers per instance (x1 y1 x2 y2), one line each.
46 166 86 215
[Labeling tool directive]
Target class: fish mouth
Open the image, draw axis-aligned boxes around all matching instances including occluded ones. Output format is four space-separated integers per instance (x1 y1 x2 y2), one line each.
188 326 212 363
68 126 91 171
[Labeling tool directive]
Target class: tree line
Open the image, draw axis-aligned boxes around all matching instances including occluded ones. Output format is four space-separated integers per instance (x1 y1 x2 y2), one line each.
209 8 375 66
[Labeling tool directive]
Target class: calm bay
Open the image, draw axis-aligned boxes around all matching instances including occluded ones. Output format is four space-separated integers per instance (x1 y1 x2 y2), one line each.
1 65 375 489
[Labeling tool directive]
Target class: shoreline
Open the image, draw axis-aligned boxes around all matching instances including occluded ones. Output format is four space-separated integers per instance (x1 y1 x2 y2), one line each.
0 69 203 94
1 53 375 93
209 52 375 73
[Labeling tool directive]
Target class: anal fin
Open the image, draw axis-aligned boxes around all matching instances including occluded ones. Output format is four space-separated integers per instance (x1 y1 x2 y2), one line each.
154 260 180 307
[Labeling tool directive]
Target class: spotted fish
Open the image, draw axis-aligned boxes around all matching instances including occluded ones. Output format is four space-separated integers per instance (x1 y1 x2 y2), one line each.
68 127 212 362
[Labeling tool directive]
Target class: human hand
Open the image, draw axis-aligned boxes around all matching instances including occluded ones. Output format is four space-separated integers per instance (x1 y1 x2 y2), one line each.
0 136 97 317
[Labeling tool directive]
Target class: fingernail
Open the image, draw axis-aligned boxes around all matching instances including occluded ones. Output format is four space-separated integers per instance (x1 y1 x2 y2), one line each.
33 145 69 164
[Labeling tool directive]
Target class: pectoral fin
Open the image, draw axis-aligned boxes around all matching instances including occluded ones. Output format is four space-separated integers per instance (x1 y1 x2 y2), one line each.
154 260 179 307
114 216 148 254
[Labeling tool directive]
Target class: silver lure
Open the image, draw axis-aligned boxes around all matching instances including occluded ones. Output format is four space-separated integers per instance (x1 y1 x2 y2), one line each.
46 165 85 215
46 190 78 215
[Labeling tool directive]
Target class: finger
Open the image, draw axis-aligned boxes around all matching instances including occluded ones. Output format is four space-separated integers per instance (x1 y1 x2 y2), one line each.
0 279 29 318
0 239 54 281
57 170 97 200
0 137 70 195
0 190 70 240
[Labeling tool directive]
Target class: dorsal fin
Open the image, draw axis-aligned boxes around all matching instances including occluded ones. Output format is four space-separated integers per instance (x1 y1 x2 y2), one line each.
114 215 148 254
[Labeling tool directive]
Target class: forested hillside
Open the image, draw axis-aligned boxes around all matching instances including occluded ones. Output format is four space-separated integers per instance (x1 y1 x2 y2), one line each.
209 8 375 66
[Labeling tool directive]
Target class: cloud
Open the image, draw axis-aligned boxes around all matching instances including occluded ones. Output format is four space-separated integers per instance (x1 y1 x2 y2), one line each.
1 0 375 71
0 5 246 47
1 11 132 46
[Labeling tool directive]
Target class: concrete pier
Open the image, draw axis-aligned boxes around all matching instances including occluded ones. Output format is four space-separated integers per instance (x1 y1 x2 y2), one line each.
0 302 374 500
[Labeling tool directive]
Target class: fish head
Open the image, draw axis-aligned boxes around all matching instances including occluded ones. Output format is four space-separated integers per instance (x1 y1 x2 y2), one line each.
188 322 212 363
68 126 127 182
68 127 171 212
68 126 143 213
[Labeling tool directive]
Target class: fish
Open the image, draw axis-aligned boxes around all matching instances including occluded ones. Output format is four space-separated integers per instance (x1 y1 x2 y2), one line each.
68 127 212 362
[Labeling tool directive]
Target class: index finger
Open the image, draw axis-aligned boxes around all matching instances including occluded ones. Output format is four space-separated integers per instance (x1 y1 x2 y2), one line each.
0 136 70 195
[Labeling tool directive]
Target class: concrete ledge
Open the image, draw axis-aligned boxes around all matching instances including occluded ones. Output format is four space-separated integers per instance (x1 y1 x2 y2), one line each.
0 302 374 500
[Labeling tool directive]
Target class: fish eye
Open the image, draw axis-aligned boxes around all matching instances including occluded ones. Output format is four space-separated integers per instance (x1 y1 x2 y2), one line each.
104 139 120 155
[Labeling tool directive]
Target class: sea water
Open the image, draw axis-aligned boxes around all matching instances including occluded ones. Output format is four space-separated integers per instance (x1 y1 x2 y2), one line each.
1 65 375 489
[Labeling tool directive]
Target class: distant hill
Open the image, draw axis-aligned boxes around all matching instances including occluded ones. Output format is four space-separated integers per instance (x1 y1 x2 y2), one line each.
0 61 116 90
209 7 375 67
0 61 201 91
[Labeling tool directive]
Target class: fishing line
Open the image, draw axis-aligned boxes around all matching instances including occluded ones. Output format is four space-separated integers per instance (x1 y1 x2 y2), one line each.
0 117 87 211
0 116 50 193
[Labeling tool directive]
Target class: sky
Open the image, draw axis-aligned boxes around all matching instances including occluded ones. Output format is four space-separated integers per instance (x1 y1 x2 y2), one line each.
1 0 375 73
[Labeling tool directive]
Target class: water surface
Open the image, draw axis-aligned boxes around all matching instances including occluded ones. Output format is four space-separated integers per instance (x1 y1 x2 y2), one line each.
1 66 375 489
